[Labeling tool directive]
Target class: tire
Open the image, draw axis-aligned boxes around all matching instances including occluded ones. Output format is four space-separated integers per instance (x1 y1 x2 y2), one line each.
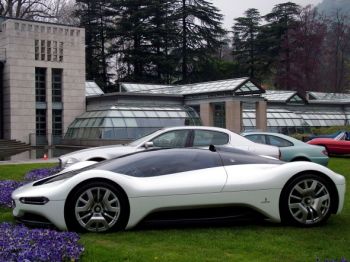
291 157 310 162
65 181 129 232
280 174 333 227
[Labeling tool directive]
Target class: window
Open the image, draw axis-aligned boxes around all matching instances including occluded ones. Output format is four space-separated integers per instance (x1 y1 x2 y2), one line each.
14 23 19 30
193 130 229 146
59 42 64 62
41 40 46 60
52 69 62 102
267 135 293 147
100 149 221 177
213 103 226 128
244 134 267 145
35 40 40 60
47 41 52 61
52 110 62 136
35 68 46 102
36 109 46 136
152 130 191 148
53 41 58 61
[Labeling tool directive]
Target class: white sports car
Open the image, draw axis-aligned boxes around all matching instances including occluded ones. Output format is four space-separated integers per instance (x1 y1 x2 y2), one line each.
12 146 345 232
59 126 280 169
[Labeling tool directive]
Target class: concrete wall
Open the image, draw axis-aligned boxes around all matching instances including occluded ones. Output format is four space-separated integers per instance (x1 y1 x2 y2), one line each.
0 19 85 144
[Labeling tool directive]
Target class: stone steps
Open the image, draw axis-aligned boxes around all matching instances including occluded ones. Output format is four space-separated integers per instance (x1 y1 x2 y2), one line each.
0 139 31 151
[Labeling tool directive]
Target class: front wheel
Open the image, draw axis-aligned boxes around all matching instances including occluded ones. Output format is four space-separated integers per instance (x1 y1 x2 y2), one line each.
280 174 333 227
65 181 129 232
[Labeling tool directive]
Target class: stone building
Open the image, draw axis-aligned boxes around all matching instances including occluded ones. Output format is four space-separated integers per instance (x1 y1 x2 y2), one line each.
0 17 85 145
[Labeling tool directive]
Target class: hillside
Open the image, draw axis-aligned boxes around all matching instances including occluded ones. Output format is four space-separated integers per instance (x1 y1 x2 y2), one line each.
317 0 350 16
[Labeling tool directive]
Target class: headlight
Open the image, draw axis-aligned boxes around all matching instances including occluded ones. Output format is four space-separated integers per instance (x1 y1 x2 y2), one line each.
19 197 49 205
62 158 80 168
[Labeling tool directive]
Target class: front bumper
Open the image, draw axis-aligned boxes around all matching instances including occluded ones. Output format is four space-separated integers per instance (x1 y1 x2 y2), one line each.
12 199 68 230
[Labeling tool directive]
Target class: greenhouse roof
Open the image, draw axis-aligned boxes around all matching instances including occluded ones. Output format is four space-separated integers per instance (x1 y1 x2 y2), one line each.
85 81 104 97
120 77 264 96
307 92 350 103
263 90 305 103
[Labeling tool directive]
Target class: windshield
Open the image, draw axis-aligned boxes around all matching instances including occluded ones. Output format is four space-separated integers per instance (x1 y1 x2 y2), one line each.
128 128 162 146
334 132 346 141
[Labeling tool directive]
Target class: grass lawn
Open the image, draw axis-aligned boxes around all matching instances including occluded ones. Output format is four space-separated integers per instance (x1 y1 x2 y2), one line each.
0 159 349 261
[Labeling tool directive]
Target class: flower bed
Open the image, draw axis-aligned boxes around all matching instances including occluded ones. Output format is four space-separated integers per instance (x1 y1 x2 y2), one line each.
24 166 61 182
0 223 84 261
0 167 61 208
0 180 25 208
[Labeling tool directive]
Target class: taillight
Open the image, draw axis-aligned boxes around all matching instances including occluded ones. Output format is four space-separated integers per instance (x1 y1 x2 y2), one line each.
322 150 328 156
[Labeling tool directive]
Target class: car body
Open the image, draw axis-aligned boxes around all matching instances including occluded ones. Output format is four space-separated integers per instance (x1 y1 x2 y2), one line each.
59 126 280 169
307 131 350 155
12 147 345 232
306 131 349 142
242 132 329 166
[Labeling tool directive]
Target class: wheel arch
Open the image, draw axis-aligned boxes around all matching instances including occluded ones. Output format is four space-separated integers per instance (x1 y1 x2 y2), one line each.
64 178 130 229
279 170 339 215
291 156 310 162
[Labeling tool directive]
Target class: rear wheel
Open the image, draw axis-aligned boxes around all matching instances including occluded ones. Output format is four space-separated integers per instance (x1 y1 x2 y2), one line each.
280 174 332 226
65 181 129 232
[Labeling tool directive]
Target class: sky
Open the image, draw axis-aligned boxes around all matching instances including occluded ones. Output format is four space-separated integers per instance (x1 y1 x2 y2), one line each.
211 0 323 29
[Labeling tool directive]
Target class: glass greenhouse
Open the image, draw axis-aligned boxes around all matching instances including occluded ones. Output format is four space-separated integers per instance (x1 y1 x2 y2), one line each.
243 109 310 134
65 105 201 140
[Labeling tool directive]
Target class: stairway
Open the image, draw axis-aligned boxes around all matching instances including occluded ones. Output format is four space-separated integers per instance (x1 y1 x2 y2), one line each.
0 139 31 152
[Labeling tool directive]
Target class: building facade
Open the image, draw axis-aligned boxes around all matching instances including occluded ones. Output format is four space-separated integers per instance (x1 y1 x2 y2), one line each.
0 17 85 145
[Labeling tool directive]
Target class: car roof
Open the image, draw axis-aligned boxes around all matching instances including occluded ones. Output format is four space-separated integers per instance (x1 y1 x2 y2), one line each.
242 132 303 144
159 126 232 133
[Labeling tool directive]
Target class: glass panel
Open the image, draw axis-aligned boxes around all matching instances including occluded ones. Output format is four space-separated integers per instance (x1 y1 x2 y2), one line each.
156 111 169 117
124 118 138 127
133 111 146 117
145 111 158 117
193 130 229 146
152 130 190 148
267 135 293 147
111 118 126 127
121 111 134 117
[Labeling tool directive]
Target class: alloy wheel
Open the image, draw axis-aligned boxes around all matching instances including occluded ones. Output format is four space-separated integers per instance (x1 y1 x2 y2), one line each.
288 178 330 225
74 187 121 232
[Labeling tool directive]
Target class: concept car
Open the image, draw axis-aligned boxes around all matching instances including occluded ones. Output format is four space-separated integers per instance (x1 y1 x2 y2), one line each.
12 147 345 232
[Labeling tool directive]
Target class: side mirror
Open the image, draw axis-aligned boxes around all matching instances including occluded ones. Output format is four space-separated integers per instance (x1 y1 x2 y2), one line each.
144 141 154 149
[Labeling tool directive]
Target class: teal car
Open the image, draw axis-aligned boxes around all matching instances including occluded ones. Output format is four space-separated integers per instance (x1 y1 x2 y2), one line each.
241 132 329 166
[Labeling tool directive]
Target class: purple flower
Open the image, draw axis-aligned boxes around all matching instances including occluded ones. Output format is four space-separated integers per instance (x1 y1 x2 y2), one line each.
0 180 25 208
24 166 61 182
0 223 84 261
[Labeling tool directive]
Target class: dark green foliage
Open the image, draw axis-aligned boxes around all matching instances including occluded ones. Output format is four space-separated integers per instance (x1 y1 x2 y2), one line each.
75 0 226 85
75 0 117 91
232 8 262 79
261 2 301 89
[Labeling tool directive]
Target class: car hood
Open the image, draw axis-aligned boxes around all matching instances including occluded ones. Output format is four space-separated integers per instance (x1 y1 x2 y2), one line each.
60 145 140 161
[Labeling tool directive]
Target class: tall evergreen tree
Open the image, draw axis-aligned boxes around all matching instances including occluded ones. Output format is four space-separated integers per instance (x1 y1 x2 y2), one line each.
173 0 226 83
232 8 262 79
75 0 116 90
262 2 301 89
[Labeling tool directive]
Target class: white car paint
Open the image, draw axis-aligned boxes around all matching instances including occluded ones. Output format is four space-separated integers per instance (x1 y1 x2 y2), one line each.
59 126 280 168
12 150 345 231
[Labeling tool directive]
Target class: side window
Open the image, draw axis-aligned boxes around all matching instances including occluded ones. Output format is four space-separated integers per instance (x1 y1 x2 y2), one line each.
103 150 221 177
267 136 293 147
152 130 190 148
245 134 266 144
193 130 229 146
